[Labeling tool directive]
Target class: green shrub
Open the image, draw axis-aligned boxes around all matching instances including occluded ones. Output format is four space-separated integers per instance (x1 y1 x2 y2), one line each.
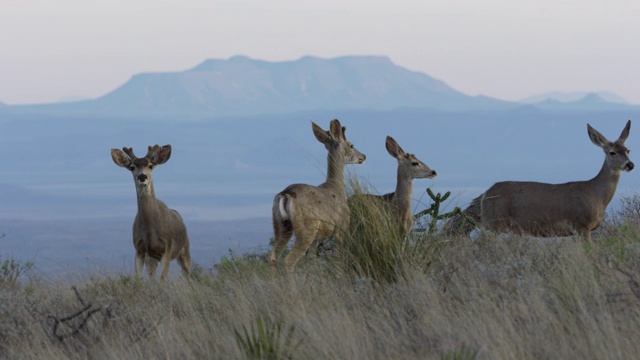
440 344 482 360
0 255 34 288
234 316 302 360
414 188 477 236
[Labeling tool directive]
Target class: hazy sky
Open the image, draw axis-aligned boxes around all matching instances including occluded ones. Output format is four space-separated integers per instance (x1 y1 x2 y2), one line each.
2 0 639 105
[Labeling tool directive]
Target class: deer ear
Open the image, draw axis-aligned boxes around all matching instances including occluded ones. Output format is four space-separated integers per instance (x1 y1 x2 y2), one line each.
152 144 172 165
617 119 631 144
385 136 405 159
312 121 331 144
111 148 132 169
329 119 343 140
587 124 610 148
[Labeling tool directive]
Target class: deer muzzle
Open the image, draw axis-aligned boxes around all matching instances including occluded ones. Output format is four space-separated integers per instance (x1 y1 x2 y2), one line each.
625 161 635 172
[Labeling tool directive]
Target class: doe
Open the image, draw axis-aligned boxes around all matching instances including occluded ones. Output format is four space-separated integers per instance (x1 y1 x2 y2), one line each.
447 120 633 242
351 136 436 238
269 119 366 273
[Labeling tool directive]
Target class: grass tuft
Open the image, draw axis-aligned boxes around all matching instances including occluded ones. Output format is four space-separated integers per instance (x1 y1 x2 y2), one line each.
234 316 302 360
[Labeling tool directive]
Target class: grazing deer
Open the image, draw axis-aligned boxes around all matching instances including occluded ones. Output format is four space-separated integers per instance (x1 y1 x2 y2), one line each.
269 119 366 273
111 144 191 281
351 136 437 238
445 120 633 242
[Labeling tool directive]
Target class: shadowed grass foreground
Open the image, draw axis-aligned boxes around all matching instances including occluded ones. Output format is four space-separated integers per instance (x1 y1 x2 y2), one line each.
2 195 640 359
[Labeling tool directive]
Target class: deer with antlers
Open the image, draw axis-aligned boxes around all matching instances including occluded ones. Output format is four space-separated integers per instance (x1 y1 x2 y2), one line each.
111 144 191 281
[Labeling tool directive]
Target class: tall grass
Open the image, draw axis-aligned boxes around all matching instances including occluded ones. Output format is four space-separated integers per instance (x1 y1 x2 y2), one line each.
2 193 640 359
342 180 455 285
343 184 408 284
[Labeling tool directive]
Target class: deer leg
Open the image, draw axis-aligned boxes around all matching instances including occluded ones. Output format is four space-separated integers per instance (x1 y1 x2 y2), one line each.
269 220 293 267
134 253 145 278
284 227 319 274
159 254 171 282
145 257 159 280
332 231 344 258
177 250 192 280
577 228 592 243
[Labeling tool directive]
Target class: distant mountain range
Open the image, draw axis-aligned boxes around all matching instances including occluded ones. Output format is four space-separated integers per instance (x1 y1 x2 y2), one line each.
520 93 635 112
520 91 628 104
2 55 638 119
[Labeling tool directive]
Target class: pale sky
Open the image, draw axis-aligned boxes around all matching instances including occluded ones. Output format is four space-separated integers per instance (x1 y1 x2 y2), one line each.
2 0 639 105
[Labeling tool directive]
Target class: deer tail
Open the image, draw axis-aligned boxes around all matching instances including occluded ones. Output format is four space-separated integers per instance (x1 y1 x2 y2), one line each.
274 191 296 223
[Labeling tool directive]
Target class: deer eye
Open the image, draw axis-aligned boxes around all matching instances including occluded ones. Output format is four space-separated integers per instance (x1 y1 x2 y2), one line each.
609 151 617 156
128 166 135 171
411 162 420 166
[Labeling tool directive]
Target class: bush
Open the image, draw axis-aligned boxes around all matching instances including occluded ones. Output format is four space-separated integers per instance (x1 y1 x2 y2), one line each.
0 255 34 288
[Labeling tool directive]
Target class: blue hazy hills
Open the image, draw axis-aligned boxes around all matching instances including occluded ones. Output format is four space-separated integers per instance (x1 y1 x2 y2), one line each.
3 55 637 119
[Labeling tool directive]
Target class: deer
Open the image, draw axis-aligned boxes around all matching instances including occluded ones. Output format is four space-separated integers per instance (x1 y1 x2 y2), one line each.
350 136 437 238
445 120 633 242
111 144 192 281
269 119 366 273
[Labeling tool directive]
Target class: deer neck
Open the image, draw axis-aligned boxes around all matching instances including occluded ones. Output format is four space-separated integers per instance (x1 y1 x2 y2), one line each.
589 161 622 207
325 152 346 192
393 166 414 209
135 184 159 223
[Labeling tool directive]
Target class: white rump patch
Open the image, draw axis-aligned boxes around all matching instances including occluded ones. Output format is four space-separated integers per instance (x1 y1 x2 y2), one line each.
278 195 292 221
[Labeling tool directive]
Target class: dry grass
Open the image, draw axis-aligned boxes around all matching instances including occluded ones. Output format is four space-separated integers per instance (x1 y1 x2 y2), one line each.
2 196 640 359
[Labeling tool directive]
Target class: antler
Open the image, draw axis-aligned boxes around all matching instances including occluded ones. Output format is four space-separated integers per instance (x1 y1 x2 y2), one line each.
122 147 137 160
121 145 161 162
145 145 160 160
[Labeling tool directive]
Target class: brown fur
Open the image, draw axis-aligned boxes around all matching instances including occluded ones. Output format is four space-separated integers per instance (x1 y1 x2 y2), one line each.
352 136 436 238
447 120 633 242
111 144 191 281
269 119 366 273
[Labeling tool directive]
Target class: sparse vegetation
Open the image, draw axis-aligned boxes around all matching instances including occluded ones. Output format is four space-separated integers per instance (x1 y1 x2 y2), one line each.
0 253 34 288
414 188 471 235
2 194 640 359
235 316 302 359
440 344 482 360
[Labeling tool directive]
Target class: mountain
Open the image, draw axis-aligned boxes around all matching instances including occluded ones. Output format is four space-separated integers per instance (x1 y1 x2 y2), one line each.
520 91 628 104
4 56 639 119
6 55 515 119
56 95 92 103
523 93 637 112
